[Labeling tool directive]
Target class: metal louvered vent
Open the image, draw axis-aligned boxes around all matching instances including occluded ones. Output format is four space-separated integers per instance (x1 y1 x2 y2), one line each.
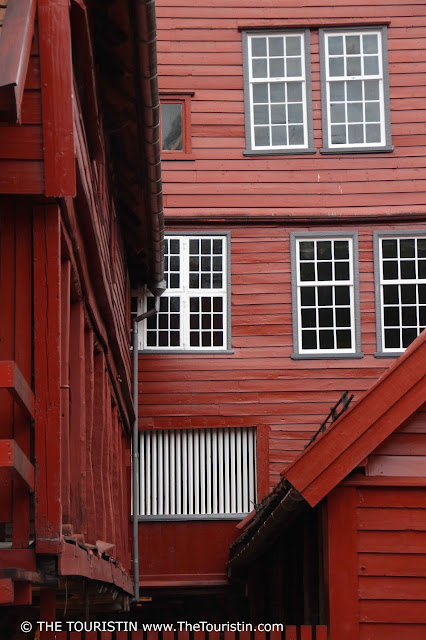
139 427 257 517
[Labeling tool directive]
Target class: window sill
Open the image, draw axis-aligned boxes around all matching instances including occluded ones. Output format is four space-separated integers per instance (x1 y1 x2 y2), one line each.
139 349 234 355
244 147 317 157
161 152 196 161
291 352 364 360
374 351 402 358
320 145 394 155
135 514 247 522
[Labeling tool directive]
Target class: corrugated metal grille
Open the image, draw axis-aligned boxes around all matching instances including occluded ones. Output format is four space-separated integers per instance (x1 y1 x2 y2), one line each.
139 428 257 516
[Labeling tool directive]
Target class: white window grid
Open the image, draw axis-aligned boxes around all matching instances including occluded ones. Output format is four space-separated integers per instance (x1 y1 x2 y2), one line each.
139 427 257 517
324 29 386 148
296 237 356 354
248 31 309 150
379 236 426 352
141 235 228 351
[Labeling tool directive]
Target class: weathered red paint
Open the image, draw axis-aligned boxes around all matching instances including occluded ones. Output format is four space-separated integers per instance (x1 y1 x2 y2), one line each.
38 0 75 196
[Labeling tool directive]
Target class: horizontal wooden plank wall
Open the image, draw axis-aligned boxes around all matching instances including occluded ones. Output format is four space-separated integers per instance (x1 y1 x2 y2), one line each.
367 402 426 476
157 0 426 220
357 485 426 638
0 21 43 193
139 222 425 489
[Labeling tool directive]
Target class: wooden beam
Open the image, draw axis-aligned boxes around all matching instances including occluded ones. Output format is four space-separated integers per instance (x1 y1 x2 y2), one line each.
0 440 34 489
327 487 359 640
34 205 62 554
0 0 36 122
0 360 34 418
38 0 75 196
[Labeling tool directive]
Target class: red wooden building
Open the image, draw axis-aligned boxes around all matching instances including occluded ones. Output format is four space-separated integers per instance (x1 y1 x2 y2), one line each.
135 0 426 630
0 0 164 632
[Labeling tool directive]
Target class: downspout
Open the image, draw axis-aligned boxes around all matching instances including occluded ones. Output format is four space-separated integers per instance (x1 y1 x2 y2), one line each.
132 296 160 602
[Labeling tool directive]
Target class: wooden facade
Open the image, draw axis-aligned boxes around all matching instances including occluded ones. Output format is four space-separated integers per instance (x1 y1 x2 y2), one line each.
0 0 164 629
138 0 426 600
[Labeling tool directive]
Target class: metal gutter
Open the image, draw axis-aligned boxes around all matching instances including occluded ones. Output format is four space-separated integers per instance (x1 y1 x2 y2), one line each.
130 0 166 296
228 485 305 573
132 296 160 602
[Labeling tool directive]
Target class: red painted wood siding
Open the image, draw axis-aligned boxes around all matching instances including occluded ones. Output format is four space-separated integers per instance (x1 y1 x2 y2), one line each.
367 403 426 477
139 222 426 490
357 486 426 638
157 0 426 220
139 520 239 586
0 22 44 193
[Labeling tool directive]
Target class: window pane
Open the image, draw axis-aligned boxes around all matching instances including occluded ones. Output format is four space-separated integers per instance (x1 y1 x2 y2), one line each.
161 103 183 151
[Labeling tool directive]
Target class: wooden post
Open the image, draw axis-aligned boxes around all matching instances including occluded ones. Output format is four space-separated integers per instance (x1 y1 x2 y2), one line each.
34 205 62 554
38 0 75 196
327 486 359 640
39 588 56 640
60 260 71 524
69 301 86 534
85 329 96 543
13 203 32 547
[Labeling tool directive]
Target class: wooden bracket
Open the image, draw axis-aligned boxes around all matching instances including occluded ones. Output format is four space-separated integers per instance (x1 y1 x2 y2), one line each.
0 360 35 418
0 439 34 489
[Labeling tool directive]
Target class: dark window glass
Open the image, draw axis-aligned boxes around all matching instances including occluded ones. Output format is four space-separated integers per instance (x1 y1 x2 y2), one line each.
161 103 183 150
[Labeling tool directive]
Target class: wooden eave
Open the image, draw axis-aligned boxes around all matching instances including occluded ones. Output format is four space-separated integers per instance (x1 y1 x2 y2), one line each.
0 0 36 123
90 0 165 293
285 329 426 507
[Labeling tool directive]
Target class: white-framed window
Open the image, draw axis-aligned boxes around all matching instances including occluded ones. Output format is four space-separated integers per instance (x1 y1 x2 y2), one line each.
140 234 230 351
291 233 361 357
138 427 257 519
374 232 426 354
320 27 392 151
242 30 314 153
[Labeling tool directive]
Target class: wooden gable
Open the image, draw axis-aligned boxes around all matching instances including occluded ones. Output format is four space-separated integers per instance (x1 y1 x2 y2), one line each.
285 329 426 506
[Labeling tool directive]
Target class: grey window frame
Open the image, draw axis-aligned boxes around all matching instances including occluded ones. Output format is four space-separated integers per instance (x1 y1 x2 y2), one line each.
374 229 426 357
139 231 232 354
242 29 315 156
319 25 393 154
290 231 363 359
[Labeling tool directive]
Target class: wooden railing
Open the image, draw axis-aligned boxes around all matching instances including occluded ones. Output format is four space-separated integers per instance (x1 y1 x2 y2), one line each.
48 626 328 640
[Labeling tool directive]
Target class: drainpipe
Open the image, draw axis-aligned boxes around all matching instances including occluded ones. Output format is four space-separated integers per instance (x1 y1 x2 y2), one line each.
132 296 160 602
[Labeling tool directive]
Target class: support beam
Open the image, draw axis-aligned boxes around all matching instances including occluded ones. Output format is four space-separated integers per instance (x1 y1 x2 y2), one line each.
0 440 34 489
0 360 34 418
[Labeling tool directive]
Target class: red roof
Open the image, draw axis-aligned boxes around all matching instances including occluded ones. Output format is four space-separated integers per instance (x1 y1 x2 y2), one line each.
284 330 426 507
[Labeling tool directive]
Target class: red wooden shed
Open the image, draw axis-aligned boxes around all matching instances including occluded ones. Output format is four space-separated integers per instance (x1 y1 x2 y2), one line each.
229 327 426 638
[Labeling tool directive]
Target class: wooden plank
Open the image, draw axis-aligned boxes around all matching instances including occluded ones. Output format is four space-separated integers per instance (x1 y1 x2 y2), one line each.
358 507 426 531
85 329 96 544
0 361 34 418
0 440 34 488
359 575 426 600
315 628 328 640
284 627 297 640
12 202 32 547
69 301 86 535
0 160 44 194
93 352 106 541
360 623 426 639
0 125 43 159
34 205 62 554
327 487 359 640
360 599 426 623
38 0 75 196
300 627 312 640
60 261 71 524
367 455 426 477
0 0 36 122
39 588 56 640
359 530 426 554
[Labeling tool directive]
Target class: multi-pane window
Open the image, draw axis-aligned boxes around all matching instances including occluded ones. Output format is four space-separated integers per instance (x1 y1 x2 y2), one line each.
291 234 360 356
375 234 426 353
320 27 392 151
139 427 257 518
142 234 229 351
243 30 313 152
